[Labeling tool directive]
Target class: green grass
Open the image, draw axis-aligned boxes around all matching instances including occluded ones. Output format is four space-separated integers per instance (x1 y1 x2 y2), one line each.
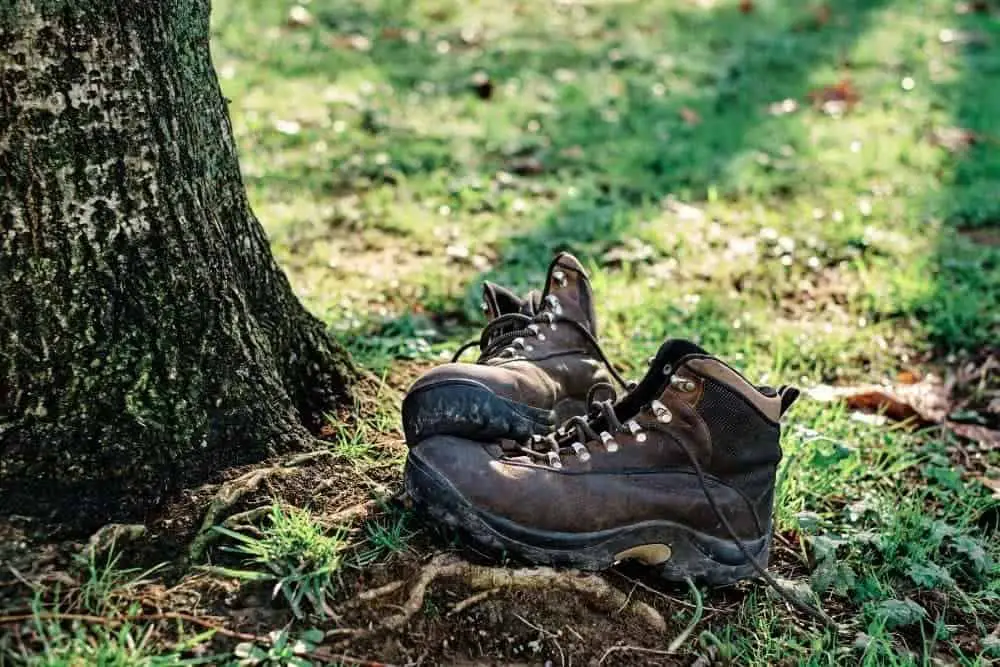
206 0 1000 662
213 504 349 618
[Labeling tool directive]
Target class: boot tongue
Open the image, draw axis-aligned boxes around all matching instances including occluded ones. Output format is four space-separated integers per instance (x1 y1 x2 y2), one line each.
540 252 599 336
482 281 534 320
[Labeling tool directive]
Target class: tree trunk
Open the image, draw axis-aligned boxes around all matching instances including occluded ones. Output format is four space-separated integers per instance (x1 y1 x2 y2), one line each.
0 0 355 531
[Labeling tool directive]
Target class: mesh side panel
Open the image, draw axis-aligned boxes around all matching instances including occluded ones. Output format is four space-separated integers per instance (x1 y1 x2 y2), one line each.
696 377 782 474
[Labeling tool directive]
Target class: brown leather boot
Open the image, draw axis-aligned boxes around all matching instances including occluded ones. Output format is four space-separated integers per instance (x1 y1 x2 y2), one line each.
404 338 799 586
402 252 624 446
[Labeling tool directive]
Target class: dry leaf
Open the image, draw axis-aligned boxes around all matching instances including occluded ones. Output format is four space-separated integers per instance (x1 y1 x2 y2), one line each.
680 107 702 125
897 369 922 385
808 78 860 116
739 0 755 13
807 377 950 424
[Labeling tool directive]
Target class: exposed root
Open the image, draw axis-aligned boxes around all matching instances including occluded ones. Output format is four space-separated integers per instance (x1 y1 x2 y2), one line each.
220 505 273 531
326 499 379 526
186 461 305 563
448 588 499 615
341 553 667 646
84 523 147 560
356 580 406 602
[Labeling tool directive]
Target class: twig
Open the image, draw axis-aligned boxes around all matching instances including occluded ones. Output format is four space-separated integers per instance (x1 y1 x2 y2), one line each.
599 645 678 664
609 569 726 614
513 613 565 667
357 579 406 601
448 588 499 615
597 578 703 665
326 499 379 525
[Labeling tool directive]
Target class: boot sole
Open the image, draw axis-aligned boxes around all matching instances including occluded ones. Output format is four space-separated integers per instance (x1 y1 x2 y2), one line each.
402 379 562 446
405 447 770 587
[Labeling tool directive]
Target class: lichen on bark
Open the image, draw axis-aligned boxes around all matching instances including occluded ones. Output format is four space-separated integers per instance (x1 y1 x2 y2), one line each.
0 0 355 531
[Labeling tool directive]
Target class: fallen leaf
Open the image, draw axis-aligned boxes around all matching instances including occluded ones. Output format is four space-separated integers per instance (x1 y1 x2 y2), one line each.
739 0 755 12
897 369 922 385
680 106 702 125
807 377 950 424
808 77 860 116
930 126 978 152
470 71 494 100
380 27 405 40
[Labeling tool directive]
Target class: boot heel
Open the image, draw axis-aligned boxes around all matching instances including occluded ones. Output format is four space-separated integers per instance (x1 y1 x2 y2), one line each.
657 530 772 588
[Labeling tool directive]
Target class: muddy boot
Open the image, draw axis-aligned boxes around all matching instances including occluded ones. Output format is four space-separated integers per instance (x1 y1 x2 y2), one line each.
402 252 625 446
405 338 800 586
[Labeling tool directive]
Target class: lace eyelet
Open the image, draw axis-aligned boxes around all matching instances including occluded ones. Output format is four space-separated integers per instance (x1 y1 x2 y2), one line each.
599 431 619 452
636 432 647 443
544 294 563 315
625 420 642 435
546 451 563 469
552 270 568 288
670 375 696 392
651 400 672 423
570 441 590 461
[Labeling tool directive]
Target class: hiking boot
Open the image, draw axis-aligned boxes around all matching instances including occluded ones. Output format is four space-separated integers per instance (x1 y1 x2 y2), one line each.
402 252 625 446
405 338 800 586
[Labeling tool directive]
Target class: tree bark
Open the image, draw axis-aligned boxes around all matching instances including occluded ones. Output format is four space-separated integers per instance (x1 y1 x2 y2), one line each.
0 0 355 531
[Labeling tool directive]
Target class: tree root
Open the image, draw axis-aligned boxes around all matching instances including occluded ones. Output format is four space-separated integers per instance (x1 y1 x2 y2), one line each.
340 554 667 646
186 462 302 563
84 523 147 560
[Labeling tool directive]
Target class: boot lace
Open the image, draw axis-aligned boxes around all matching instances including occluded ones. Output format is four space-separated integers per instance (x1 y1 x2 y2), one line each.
451 296 632 390
504 380 840 632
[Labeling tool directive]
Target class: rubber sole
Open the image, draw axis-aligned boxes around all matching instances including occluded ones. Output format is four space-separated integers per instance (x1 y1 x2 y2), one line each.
402 379 560 446
405 450 770 587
